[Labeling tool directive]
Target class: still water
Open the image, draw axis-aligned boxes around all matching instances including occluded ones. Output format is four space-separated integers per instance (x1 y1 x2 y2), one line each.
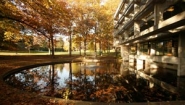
4 61 185 103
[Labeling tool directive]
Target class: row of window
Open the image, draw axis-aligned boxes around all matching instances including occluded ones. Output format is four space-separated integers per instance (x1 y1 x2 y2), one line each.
128 1 185 37
129 38 178 57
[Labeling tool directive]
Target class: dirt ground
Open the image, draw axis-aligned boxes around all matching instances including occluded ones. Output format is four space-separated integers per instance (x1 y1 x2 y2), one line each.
0 55 83 105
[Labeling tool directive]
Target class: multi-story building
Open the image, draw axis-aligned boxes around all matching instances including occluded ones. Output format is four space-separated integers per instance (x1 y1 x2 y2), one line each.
113 0 185 76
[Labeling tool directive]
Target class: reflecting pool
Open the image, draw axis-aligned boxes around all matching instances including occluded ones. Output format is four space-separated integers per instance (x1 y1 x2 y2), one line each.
4 61 185 103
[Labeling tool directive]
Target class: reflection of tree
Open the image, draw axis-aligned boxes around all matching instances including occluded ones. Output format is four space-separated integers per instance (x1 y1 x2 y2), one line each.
47 64 55 96
5 62 179 103
64 62 125 102
67 62 72 99
5 66 52 93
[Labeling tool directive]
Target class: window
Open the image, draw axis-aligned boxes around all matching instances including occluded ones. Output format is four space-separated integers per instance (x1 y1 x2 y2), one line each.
143 43 149 55
135 37 178 56
130 45 137 55
164 40 172 56
156 42 164 55
139 42 150 55
163 1 185 20
172 39 178 57
155 38 178 56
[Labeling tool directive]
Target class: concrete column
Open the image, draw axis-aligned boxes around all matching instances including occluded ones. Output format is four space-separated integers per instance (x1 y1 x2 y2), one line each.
178 34 185 76
124 31 129 39
145 58 150 71
154 3 163 29
137 43 140 55
118 35 122 42
134 2 140 35
136 59 143 70
120 45 129 62
150 42 156 55
134 21 140 35
134 3 140 14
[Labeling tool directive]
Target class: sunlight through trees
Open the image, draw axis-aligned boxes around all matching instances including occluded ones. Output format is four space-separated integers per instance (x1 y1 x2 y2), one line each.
0 0 120 56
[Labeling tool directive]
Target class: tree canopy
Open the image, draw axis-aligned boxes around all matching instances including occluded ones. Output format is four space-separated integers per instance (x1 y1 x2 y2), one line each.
0 0 120 56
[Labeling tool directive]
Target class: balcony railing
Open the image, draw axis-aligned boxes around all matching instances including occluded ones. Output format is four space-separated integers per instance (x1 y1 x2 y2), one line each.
124 1 134 16
122 11 185 44
114 0 128 20
133 0 154 20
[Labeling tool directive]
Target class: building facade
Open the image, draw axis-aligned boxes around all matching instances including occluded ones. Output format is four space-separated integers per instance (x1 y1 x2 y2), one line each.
113 0 185 76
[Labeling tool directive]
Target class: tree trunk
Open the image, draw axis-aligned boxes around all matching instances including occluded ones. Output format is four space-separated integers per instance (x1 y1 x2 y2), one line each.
50 64 55 95
48 38 51 55
50 34 55 57
84 39 86 56
69 31 72 57
108 42 110 54
80 43 82 55
99 41 102 55
94 38 97 56
69 63 72 97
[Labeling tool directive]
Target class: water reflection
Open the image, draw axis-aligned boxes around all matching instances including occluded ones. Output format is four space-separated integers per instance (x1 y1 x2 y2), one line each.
4 61 185 103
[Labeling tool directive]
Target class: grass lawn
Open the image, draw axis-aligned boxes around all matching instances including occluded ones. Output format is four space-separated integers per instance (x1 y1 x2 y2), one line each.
0 50 119 57
0 51 69 55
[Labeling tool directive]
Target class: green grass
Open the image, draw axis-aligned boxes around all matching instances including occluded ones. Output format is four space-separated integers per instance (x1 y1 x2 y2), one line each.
0 50 118 57
0 51 74 55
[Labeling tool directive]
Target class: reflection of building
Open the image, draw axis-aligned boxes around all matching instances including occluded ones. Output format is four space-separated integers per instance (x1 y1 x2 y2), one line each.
113 0 185 76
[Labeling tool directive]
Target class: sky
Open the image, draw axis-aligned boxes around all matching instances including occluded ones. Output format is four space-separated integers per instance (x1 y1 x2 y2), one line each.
100 0 107 5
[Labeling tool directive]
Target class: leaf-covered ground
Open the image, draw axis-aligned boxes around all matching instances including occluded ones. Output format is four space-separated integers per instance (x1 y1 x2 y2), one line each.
0 55 82 105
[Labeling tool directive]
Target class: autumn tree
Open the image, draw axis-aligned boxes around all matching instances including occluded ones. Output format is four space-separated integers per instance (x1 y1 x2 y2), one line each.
66 0 119 56
0 0 72 56
0 0 119 56
0 18 26 50
67 0 97 56
72 34 83 55
91 0 120 54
